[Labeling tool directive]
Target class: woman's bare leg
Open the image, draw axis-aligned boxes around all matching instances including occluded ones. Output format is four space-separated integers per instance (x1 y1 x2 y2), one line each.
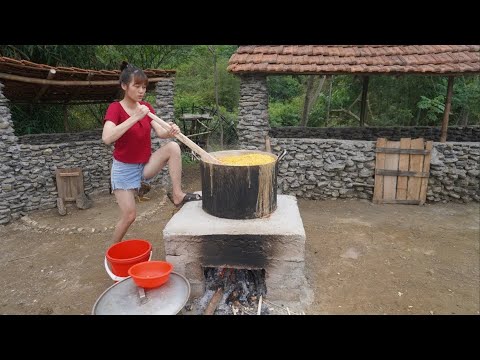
111 189 137 243
143 141 186 205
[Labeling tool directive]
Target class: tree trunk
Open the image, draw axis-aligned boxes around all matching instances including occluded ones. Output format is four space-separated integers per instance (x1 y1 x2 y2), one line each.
440 76 455 143
414 108 422 126
359 76 369 127
461 110 469 126
326 75 333 126
208 46 222 147
300 75 326 127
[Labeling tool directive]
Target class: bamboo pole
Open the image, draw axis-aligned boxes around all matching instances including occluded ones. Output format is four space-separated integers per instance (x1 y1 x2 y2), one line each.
147 112 221 164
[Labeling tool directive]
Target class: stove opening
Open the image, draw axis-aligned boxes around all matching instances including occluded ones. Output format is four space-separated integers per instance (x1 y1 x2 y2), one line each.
192 267 269 315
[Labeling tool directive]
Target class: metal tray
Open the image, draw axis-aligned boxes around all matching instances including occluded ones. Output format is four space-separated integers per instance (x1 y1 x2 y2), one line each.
92 272 190 315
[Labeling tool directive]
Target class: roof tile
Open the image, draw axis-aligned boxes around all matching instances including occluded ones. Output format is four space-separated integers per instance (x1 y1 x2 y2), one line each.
228 45 480 75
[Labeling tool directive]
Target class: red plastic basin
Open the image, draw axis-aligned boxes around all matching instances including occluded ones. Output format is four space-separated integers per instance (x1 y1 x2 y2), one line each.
128 261 174 289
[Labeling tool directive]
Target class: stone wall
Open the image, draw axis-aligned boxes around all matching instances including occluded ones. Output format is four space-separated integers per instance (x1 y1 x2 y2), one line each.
0 78 175 225
234 74 479 204
237 75 270 150
271 138 479 203
269 126 480 142
0 82 20 225
427 142 479 202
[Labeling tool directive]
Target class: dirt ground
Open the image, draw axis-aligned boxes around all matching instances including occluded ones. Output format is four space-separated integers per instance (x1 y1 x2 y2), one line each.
0 163 478 315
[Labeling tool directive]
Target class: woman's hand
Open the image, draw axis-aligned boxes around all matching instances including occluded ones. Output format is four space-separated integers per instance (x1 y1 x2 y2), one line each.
168 122 181 137
133 105 150 121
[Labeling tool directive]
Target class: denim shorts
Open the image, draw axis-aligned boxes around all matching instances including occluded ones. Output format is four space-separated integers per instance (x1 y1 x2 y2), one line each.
111 158 146 191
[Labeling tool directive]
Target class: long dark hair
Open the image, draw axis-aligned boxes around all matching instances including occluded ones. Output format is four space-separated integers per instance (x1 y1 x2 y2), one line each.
119 61 148 86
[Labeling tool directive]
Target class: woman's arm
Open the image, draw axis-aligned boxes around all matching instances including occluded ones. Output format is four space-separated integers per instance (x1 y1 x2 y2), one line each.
151 120 181 139
102 105 149 145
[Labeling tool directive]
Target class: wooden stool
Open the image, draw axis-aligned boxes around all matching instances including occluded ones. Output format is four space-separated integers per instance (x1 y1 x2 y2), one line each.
55 167 92 215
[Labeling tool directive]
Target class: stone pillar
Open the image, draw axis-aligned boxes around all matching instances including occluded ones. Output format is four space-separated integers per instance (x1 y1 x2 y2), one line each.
0 82 22 224
154 76 175 122
237 75 270 150
150 76 176 187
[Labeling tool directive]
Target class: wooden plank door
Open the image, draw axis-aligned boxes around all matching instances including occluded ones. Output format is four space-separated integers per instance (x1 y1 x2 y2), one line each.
373 138 432 205
55 167 84 202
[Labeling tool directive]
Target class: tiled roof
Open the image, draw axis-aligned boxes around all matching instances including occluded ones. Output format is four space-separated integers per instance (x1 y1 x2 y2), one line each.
0 56 175 104
227 46 480 75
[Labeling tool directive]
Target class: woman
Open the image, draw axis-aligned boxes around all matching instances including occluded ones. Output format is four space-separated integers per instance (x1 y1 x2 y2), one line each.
102 62 201 243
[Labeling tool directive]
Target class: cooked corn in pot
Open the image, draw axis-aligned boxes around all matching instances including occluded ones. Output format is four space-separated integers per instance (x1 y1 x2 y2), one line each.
219 153 275 166
200 150 278 219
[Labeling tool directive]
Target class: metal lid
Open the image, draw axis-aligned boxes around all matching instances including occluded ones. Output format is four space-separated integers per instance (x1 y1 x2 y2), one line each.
92 272 190 315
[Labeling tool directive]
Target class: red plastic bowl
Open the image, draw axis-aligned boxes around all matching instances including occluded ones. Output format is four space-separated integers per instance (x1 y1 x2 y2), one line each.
128 261 174 289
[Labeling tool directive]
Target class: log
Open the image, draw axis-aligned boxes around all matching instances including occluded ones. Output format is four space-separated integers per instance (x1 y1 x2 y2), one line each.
204 288 224 315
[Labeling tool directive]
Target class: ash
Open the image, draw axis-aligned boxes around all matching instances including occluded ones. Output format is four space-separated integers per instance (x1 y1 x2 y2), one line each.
192 267 270 315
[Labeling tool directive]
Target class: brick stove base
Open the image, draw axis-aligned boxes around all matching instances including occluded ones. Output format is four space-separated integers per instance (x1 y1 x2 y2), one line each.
163 194 313 310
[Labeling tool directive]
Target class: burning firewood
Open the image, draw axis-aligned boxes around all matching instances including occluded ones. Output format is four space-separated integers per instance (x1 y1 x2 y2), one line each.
257 295 263 315
204 288 224 315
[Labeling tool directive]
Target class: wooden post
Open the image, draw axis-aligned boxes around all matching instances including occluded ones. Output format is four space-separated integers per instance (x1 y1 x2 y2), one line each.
440 76 455 143
34 69 56 102
265 135 271 153
359 76 369 127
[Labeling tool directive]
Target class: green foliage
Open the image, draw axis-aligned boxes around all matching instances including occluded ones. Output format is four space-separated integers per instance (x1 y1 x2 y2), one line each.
417 95 445 123
11 104 65 135
267 76 303 102
173 46 239 114
11 103 106 136
208 106 239 146
0 45 101 68
451 76 480 124
174 93 207 115
367 76 437 126
217 58 240 112
95 45 193 70
269 97 303 126
181 151 198 165
307 94 328 127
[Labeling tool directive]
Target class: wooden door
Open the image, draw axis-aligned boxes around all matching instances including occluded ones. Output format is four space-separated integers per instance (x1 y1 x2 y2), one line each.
55 167 84 202
373 138 432 205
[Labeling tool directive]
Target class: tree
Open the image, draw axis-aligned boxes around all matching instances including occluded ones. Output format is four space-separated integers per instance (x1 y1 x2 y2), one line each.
300 75 326 127
0 45 100 68
208 45 222 146
95 45 193 70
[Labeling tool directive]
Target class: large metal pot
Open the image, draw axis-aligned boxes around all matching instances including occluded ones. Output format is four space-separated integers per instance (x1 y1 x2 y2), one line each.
200 150 284 219
92 272 190 315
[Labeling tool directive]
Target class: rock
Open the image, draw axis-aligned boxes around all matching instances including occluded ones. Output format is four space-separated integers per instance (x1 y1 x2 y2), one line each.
76 193 93 210
57 198 66 216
